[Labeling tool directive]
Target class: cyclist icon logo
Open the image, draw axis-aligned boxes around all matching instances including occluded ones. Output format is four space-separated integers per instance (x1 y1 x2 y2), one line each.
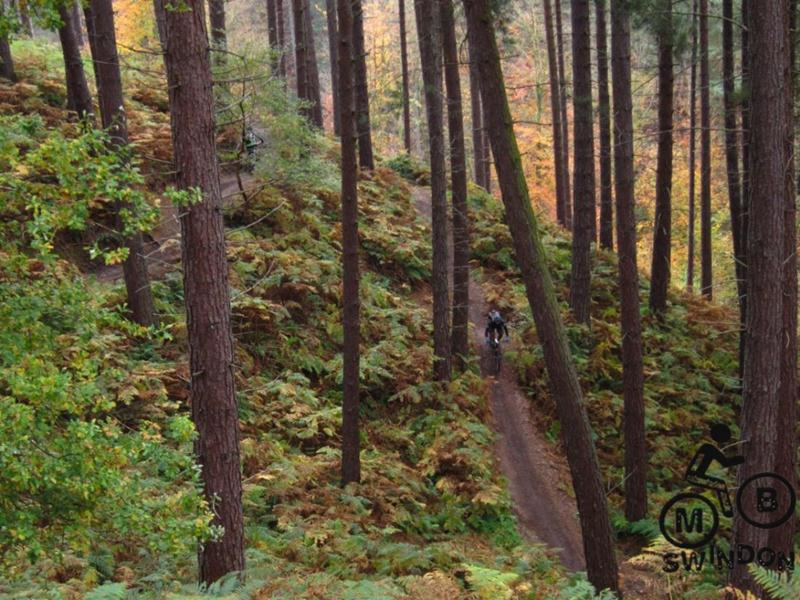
658 423 796 550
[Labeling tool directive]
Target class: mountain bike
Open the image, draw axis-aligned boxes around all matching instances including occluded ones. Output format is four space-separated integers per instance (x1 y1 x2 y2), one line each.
487 332 503 376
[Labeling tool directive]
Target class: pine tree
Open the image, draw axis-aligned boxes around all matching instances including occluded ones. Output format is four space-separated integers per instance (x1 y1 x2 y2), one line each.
699 0 712 298
595 0 613 250
543 0 568 229
399 0 412 153
57 2 93 120
353 0 374 168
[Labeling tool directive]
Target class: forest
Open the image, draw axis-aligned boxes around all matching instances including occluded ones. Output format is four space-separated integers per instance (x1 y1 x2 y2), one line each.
0 0 797 598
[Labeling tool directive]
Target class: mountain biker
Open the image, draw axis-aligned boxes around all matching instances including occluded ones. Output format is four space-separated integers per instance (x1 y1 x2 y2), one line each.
484 309 509 345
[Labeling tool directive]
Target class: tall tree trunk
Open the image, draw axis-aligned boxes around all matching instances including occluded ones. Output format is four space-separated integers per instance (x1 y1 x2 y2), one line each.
415 0 451 382
722 0 746 375
267 0 280 74
595 0 612 250
462 1 619 592
468 39 487 189
276 0 287 77
555 0 571 229
292 0 309 114
568 0 595 324
58 3 94 120
325 0 340 134
481 109 491 191
71 0 85 47
699 0 712 298
738 0 751 375
303 0 324 128
611 0 647 523
399 0 412 153
19 0 33 38
543 0 568 228
208 0 227 55
0 2 15 82
162 0 244 585
441 0 469 370
771 0 797 565
88 0 157 328
153 0 168 53
353 0 374 169
83 4 102 91
728 1 791 594
686 0 697 291
648 0 673 315
338 0 361 485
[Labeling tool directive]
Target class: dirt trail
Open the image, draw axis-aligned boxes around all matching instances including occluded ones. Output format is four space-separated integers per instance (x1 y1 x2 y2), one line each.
410 186 585 572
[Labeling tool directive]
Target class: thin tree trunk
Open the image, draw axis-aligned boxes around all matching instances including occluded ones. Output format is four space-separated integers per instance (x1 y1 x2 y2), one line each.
353 0 374 169
481 109 491 191
648 0 673 315
738 0 751 374
338 0 361 485
268 0 280 74
276 0 287 77
770 0 797 564
19 0 33 38
303 0 324 128
58 3 94 120
88 0 157 328
162 0 244 585
722 0 745 375
686 0 697 291
0 3 16 82
699 0 712 298
468 39 487 189
208 0 227 55
611 0 647 523
568 0 595 324
292 0 309 113
595 0 612 250
415 0 451 382
83 4 102 91
153 0 168 53
555 0 571 229
71 0 85 47
543 0 568 228
399 0 412 153
441 0 469 370
462 1 619 592
728 1 791 594
325 0 340 134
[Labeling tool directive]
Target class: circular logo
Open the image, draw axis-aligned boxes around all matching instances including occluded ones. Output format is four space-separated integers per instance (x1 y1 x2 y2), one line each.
735 472 797 529
659 492 719 549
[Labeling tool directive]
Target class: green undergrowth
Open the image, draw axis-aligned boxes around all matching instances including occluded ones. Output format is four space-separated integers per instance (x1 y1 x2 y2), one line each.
0 51 608 599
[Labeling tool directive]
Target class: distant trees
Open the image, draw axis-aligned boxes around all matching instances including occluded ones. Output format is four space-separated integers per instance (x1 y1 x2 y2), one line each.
699 0 711 298
542 0 568 229
415 0 451 382
0 3 16 82
399 0 411 153
440 0 469 369
462 0 619 593
648 0 673 315
162 0 244 584
610 0 647 522
729 1 794 594
325 0 340 134
353 0 374 169
568 0 595 324
467 39 490 190
338 0 361 485
554 0 570 227
292 0 323 127
57 1 93 119
87 0 157 327
685 0 697 291
595 0 612 250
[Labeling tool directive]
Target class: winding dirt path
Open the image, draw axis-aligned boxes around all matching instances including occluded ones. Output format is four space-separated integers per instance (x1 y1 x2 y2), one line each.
409 186 585 572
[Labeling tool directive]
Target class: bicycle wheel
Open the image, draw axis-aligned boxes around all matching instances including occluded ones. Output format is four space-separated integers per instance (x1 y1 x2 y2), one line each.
492 346 502 375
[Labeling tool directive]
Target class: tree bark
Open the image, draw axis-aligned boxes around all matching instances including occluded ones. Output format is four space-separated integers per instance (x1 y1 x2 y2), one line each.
611 0 647 523
740 0 750 295
58 3 94 120
267 0 280 74
543 0 568 229
162 0 244 585
568 0 595 324
648 0 673 315
208 0 227 54
18 0 33 38
699 0 712 298
555 0 571 229
441 0 469 370
292 0 309 114
595 0 612 250
468 39 487 189
338 0 361 485
462 0 618 593
303 0 324 128
83 4 102 91
415 0 451 382
153 0 168 53
728 1 791 594
325 0 340 134
686 0 697 291
0 2 15 82
722 0 746 375
399 0 412 153
353 0 374 169
88 0 157 328
71 0 85 47
276 0 287 77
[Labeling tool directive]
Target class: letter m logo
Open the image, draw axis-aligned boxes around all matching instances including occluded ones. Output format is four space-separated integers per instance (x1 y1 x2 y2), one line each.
675 508 704 533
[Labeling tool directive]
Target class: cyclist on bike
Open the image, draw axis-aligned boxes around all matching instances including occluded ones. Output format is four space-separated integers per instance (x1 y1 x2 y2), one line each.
684 423 744 517
484 309 509 345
